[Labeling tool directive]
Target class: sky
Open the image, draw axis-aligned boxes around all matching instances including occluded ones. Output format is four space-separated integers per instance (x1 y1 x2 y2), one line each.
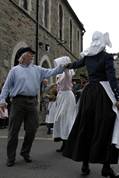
68 0 119 53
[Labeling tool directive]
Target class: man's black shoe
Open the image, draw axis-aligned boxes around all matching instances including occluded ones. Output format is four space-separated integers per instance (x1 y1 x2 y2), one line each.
6 160 15 167
20 153 32 163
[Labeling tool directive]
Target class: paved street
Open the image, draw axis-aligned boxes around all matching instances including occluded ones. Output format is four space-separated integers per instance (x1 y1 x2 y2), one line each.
0 126 119 178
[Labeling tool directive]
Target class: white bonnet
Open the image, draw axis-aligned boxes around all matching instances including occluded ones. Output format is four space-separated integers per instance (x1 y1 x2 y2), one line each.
80 31 112 57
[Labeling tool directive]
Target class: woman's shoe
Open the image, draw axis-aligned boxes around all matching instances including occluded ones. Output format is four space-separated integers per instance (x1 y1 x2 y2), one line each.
101 167 119 178
81 163 90 175
56 141 65 153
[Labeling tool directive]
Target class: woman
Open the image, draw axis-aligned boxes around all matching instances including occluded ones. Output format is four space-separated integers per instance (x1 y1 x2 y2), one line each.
53 56 76 152
63 31 119 178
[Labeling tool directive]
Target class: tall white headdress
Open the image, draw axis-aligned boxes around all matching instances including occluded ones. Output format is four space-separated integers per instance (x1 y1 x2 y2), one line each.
80 31 112 58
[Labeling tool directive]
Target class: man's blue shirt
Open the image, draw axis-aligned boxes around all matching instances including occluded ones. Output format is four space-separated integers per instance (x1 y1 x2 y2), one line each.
0 63 64 103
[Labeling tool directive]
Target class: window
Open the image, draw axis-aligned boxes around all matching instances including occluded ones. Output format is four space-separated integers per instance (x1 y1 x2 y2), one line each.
42 60 49 68
19 0 32 13
23 0 28 10
69 19 73 51
59 5 63 41
44 0 49 29
77 30 80 54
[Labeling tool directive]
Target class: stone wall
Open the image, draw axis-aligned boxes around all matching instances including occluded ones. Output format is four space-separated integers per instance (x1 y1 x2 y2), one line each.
0 0 85 123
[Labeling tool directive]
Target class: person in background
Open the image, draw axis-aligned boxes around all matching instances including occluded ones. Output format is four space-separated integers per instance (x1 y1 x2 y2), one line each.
0 46 64 167
72 80 81 103
63 31 119 178
40 79 49 125
45 83 57 134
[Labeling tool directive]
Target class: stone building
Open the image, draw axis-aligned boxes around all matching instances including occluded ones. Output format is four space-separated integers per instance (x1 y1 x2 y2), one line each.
0 0 85 84
0 0 85 122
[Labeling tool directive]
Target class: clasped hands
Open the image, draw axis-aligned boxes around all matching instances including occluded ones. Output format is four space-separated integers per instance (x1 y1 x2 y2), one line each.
63 63 71 69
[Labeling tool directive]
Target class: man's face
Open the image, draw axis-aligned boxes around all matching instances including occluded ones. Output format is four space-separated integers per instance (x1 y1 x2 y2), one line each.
22 51 34 64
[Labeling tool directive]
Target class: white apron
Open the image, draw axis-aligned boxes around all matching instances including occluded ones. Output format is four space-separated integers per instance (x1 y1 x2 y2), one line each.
100 81 119 149
53 90 76 140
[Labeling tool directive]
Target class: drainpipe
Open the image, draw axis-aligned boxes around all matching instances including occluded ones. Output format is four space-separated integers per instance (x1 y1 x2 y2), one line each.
35 0 39 65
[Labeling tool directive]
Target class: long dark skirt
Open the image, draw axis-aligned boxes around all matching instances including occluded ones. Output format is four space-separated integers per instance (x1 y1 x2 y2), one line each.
63 82 118 164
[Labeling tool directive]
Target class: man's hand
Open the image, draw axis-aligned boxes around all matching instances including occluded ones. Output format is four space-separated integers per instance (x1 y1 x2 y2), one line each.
0 106 5 115
0 103 7 114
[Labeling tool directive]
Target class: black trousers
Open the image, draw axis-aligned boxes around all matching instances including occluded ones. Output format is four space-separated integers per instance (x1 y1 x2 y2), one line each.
7 96 39 161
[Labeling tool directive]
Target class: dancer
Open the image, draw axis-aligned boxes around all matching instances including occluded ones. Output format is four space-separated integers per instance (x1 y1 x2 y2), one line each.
0 47 65 167
63 31 119 178
45 83 57 134
53 56 76 152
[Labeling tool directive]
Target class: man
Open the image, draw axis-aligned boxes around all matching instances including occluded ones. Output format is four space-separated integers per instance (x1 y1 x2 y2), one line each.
0 47 64 167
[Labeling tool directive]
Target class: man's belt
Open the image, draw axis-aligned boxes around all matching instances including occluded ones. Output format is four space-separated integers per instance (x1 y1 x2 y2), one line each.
13 95 37 99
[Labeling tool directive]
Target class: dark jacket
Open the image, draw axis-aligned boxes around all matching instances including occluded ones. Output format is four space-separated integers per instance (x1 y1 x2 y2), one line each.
68 51 119 100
